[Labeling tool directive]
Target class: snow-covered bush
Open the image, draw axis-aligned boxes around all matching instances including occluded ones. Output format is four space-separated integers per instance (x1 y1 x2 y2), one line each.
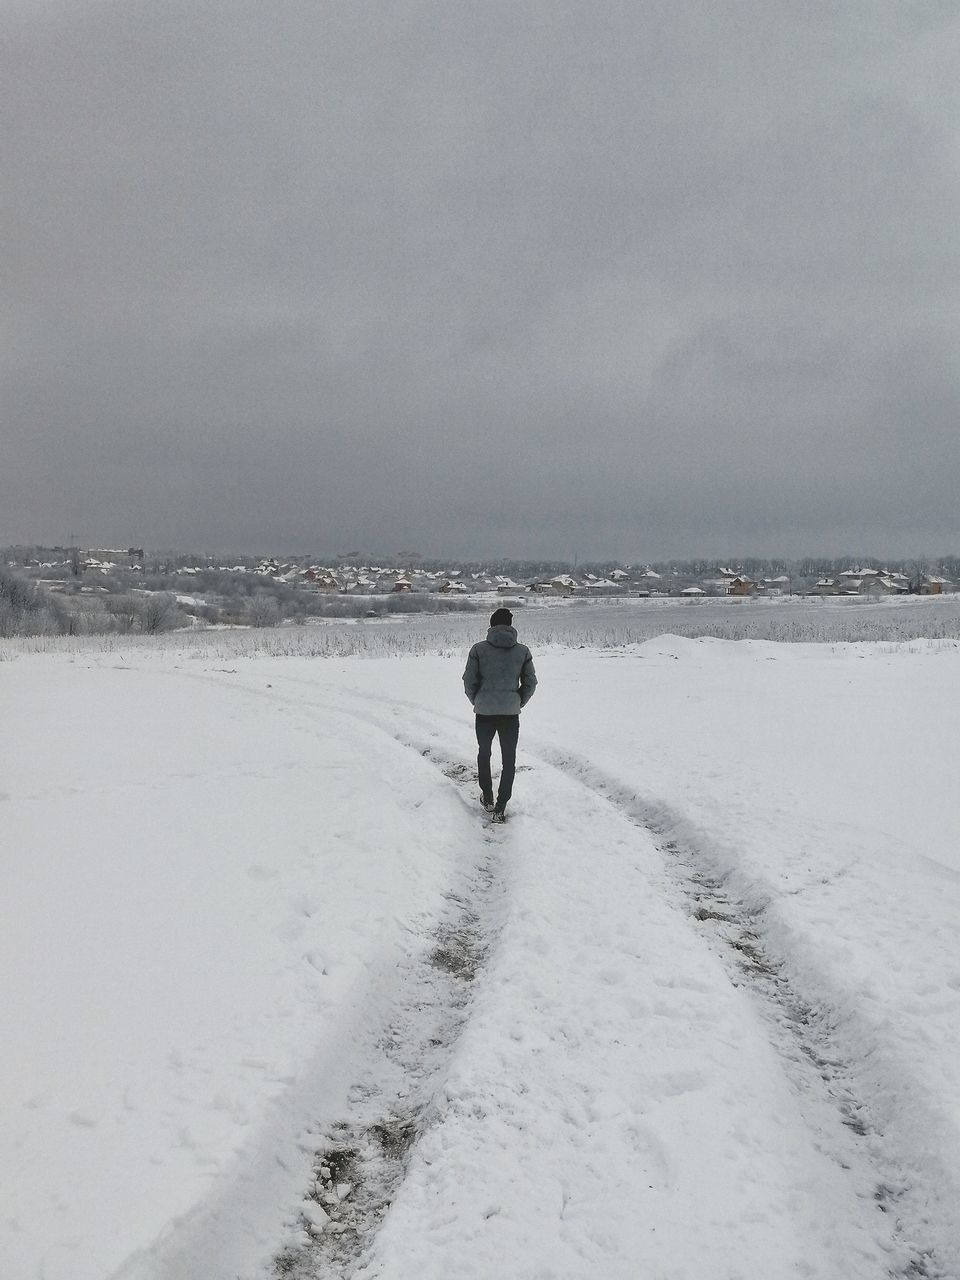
4 595 960 658
246 595 283 628
105 596 142 633
0 566 63 636
139 594 179 635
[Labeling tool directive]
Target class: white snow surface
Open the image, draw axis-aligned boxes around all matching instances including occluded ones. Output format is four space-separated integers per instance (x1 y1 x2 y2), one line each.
2 632 960 1278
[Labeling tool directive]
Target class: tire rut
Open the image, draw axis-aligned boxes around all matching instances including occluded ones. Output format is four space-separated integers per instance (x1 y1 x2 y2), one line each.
170 672 951 1276
271 740 504 1279
531 743 950 1280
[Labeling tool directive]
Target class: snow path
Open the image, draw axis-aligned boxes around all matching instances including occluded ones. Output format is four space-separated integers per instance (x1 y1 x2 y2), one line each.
522 637 960 1279
252 662 957 1278
4 641 960 1279
212 670 900 1277
526 744 954 1278
267 751 510 1278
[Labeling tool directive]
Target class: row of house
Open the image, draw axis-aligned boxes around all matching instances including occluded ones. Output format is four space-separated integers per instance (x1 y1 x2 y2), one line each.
809 567 950 596
16 550 954 599
673 567 952 599
283 565 667 596
211 560 957 598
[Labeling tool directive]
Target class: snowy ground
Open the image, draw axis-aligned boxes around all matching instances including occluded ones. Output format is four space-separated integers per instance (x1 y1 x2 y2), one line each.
3 622 960 1279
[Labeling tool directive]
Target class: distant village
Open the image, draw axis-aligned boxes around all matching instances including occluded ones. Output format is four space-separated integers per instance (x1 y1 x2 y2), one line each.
4 544 958 638
188 559 953 598
9 546 956 599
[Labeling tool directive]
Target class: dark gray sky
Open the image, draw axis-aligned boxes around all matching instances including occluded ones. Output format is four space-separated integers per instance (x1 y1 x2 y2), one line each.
3 1 959 560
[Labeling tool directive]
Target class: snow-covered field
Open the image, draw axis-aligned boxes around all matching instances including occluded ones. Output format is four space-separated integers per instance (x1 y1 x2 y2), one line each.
3 616 960 1279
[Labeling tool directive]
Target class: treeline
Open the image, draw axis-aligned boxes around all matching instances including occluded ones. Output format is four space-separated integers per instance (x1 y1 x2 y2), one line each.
0 566 185 637
0 564 485 638
332 554 955 579
6 544 959 580
606 556 951 579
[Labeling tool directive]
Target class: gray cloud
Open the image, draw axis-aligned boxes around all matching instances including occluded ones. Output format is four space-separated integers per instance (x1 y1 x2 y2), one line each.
3 1 959 558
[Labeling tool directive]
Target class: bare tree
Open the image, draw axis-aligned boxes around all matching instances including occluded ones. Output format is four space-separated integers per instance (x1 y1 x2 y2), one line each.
106 596 141 633
0 566 44 634
140 593 176 634
247 594 282 627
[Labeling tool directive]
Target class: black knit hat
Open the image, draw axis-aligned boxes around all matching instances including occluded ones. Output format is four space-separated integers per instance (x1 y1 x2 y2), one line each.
490 607 513 627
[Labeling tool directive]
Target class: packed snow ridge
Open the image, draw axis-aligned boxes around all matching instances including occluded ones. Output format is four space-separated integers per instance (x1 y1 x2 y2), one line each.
3 625 960 1279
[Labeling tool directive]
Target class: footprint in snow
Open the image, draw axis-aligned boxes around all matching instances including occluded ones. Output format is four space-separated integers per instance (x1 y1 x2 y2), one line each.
247 864 280 881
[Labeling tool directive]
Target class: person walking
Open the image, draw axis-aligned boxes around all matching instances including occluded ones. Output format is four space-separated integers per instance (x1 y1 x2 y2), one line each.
462 607 537 822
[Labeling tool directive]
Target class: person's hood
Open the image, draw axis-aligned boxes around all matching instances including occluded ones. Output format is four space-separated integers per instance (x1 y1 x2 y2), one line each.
486 624 518 648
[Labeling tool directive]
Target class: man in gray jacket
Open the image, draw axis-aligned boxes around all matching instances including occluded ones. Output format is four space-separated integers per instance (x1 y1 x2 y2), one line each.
462 607 537 822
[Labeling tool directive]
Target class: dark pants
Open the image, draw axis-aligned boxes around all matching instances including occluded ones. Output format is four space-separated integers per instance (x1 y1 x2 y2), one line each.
475 714 520 810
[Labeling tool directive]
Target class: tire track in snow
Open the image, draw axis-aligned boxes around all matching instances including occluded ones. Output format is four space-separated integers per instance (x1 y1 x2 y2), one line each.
529 742 953 1280
266 715 509 1278
127 667 509 1278
130 668 952 1275
239 675 931 1274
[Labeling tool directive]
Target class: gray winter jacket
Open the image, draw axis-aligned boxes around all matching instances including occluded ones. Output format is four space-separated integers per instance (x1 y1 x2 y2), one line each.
463 625 537 716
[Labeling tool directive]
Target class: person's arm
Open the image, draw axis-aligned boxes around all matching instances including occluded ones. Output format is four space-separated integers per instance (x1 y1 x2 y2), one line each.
519 649 537 707
463 646 481 705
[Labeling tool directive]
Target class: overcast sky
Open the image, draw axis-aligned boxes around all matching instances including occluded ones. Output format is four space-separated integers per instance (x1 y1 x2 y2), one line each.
3 1 959 561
